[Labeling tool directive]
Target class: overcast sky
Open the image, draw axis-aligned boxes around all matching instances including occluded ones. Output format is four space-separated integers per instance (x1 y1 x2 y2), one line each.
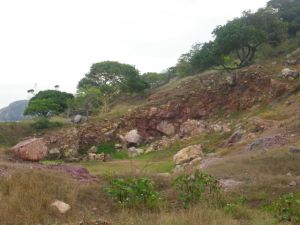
0 0 269 108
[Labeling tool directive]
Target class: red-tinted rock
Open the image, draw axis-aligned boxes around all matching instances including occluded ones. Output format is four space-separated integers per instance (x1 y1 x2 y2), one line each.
12 138 48 161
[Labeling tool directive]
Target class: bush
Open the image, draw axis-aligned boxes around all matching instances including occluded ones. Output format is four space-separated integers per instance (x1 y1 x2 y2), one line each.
105 177 160 208
273 193 300 224
31 118 62 130
174 170 221 208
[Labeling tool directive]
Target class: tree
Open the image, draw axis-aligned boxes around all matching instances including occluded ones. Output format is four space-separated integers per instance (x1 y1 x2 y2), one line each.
77 61 149 94
24 90 74 117
268 0 300 36
189 42 221 73
69 87 103 117
212 9 287 69
142 72 169 88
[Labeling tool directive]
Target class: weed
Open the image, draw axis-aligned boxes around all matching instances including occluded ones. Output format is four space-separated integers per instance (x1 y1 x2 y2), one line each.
105 177 160 209
174 170 221 208
273 193 300 224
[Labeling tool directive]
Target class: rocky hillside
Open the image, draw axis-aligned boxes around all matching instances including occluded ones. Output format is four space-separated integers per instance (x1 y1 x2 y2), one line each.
0 100 28 122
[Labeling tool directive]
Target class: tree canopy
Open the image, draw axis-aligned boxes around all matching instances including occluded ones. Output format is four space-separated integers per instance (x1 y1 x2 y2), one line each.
268 0 300 36
24 90 74 117
77 61 149 94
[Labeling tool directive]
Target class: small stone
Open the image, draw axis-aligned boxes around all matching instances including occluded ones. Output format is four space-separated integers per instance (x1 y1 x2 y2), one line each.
51 200 71 214
289 146 300 154
289 181 297 187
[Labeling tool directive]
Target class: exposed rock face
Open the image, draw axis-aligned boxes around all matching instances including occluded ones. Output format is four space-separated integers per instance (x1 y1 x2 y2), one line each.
156 121 175 136
134 66 289 138
173 144 203 165
124 129 142 146
12 138 48 161
246 135 287 151
281 68 299 79
51 200 71 214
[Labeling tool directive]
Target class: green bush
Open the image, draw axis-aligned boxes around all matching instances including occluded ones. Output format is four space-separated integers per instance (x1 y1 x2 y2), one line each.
97 142 128 159
105 177 160 208
273 193 300 224
174 170 221 208
31 118 62 130
97 141 115 154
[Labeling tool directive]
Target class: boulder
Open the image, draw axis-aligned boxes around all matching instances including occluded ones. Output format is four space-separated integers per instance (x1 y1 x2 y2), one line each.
289 146 300 154
173 144 203 165
225 129 244 146
73 115 87 124
51 200 71 214
124 129 142 146
12 138 48 161
63 148 78 158
128 147 144 157
87 146 97 154
180 119 206 136
48 148 61 160
156 121 175 136
281 68 299 79
88 153 105 161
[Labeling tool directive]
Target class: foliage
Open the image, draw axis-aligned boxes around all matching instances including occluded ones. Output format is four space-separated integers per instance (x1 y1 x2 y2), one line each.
174 170 221 208
179 7 288 74
142 72 169 88
97 141 115 154
268 0 300 36
212 9 287 69
78 61 149 94
105 177 160 208
273 193 300 224
68 87 102 116
30 118 62 130
24 90 74 117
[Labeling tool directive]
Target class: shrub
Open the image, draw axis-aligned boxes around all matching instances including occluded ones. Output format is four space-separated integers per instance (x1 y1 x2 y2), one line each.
105 177 160 208
174 170 221 208
273 193 300 224
31 118 62 130
96 141 128 159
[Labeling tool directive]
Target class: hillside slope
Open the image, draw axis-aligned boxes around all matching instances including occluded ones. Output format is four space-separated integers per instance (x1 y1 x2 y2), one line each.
0 100 28 122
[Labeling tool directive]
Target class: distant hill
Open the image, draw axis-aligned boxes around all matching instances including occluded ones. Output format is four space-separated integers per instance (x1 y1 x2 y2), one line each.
0 100 29 122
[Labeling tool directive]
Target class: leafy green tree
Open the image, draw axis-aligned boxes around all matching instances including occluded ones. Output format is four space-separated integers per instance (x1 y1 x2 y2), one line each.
212 9 287 69
69 87 103 117
24 90 74 117
77 61 149 94
189 42 221 73
268 0 300 36
142 72 169 88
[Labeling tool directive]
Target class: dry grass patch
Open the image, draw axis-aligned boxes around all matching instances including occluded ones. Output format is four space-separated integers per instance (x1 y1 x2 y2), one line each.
0 170 110 225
